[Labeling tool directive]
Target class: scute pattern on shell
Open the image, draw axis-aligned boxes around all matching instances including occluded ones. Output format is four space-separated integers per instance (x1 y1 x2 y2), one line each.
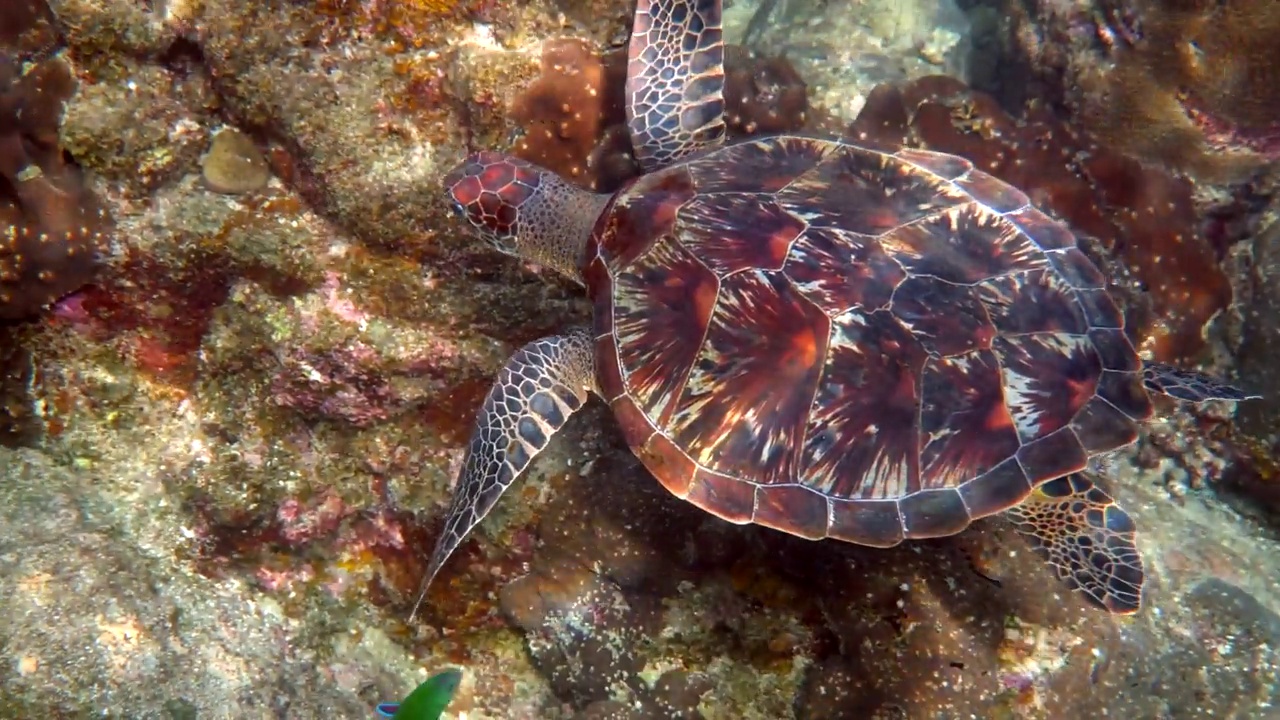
585 136 1154 547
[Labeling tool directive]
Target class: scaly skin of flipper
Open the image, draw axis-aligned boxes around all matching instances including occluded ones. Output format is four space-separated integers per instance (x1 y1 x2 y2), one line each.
626 0 726 172
1002 472 1144 614
410 329 597 619
1142 361 1262 403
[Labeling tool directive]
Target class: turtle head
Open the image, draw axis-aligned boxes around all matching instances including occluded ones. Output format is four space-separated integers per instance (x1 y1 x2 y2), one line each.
444 151 607 281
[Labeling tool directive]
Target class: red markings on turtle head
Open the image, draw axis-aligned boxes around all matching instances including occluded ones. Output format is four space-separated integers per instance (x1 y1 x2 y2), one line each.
445 151 544 244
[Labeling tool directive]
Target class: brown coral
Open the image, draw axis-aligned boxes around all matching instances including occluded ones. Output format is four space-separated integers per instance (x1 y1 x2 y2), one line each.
508 38 630 192
848 75 1230 362
723 45 808 136
0 0 58 57
508 39 809 194
0 54 111 320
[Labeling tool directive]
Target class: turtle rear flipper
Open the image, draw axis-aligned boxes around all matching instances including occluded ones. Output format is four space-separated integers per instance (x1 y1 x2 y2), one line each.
626 0 726 172
411 329 597 619
1002 472 1145 615
1142 362 1262 402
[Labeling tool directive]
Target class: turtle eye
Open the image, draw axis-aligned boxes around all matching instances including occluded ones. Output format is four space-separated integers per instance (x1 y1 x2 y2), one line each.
449 201 465 219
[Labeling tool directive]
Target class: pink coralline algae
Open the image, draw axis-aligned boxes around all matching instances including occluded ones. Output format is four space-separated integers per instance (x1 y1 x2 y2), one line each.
277 493 347 545
191 483 434 606
271 342 399 427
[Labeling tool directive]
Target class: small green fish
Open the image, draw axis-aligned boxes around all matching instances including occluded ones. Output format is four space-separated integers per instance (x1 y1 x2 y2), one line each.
375 668 462 719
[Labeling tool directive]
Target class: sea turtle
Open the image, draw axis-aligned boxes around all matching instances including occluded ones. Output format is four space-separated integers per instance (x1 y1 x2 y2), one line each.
416 0 1258 617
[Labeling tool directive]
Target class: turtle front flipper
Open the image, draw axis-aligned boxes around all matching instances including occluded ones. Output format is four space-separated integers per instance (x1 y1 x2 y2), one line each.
626 0 726 172
411 328 597 619
1002 472 1145 615
1142 362 1262 402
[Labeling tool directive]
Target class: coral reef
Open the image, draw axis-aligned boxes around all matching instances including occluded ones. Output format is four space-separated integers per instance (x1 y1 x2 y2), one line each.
0 53 111 319
1092 0 1280 179
1002 0 1280 183
0 325 38 445
1227 195 1280 522
310 0 502 51
1 0 59 56
846 74 1231 362
1 0 1277 716
726 0 971 123
0 447 450 717
59 60 216 197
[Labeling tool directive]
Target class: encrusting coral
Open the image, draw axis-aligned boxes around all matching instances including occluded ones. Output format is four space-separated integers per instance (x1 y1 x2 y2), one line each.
0 53 112 319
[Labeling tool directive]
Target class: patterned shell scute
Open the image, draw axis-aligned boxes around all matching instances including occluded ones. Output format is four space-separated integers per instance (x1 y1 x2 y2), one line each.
588 136 1154 547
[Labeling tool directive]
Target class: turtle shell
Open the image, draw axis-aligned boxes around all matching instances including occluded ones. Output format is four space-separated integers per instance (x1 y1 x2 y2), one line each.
581 136 1156 547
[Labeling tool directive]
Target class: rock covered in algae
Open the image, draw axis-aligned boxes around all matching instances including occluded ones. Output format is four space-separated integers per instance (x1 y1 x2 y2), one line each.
59 61 216 198
0 447 423 716
1228 199 1280 520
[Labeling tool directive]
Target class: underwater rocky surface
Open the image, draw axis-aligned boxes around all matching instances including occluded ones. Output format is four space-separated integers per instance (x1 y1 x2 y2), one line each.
1 0 1279 717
